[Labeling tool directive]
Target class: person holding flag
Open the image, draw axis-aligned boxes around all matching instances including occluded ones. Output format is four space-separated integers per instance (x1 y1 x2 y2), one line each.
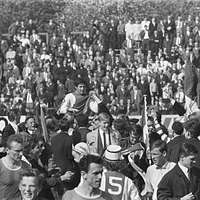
57 78 101 115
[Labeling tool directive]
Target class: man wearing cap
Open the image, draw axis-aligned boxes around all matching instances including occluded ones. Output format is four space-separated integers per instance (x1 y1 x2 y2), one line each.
87 112 121 155
100 145 141 200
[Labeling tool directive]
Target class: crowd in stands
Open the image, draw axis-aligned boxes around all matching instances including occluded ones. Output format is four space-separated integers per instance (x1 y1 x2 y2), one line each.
2 13 200 118
0 8 200 200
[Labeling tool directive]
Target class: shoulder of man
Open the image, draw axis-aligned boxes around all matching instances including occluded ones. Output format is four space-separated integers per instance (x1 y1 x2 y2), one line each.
101 190 114 200
87 128 98 137
62 189 75 199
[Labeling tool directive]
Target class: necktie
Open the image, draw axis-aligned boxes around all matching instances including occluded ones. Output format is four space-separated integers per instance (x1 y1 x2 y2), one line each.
103 131 111 148
187 169 190 181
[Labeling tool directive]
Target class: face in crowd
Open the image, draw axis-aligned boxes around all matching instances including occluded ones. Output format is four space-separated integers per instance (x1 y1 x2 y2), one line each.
99 118 110 132
7 141 23 163
180 153 196 169
19 176 41 200
26 118 35 131
83 163 103 189
151 147 166 167
76 83 86 95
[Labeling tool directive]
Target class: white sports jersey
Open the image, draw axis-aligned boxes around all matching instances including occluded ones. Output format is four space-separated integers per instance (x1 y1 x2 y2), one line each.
100 170 141 200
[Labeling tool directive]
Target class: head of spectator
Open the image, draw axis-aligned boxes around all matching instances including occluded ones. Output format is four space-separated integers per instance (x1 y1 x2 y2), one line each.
183 118 200 139
172 121 184 137
29 137 45 159
129 124 143 145
79 154 103 189
58 116 74 132
72 142 90 163
74 78 87 95
113 117 131 138
98 112 111 132
25 116 35 132
103 145 124 171
150 140 167 167
19 170 43 200
8 110 17 123
178 143 198 169
6 134 24 164
147 116 156 133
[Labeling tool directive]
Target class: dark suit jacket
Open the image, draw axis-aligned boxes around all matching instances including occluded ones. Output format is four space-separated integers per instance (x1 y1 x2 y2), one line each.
157 165 200 200
167 135 186 163
51 132 74 172
2 124 15 146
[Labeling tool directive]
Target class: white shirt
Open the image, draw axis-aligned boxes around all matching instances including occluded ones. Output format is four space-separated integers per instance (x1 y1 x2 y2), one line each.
178 162 190 180
58 93 76 114
99 129 110 148
145 162 176 200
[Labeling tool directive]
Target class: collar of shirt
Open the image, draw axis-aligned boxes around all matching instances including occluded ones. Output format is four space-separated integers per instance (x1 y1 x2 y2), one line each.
178 162 189 179
156 161 170 169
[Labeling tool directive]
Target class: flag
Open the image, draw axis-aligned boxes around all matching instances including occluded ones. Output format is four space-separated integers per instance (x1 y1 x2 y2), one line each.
40 105 49 143
142 95 149 146
184 57 199 115
141 95 151 164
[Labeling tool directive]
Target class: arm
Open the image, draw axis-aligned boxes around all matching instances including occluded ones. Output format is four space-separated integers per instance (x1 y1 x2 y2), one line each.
143 167 154 195
57 93 75 114
127 178 141 200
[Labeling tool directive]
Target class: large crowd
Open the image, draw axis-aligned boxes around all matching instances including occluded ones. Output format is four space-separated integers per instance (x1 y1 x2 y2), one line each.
2 14 200 117
0 9 200 200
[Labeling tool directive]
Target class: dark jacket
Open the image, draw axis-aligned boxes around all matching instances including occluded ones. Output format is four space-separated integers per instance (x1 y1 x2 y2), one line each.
157 165 200 200
1 122 13 147
167 135 186 163
51 132 73 172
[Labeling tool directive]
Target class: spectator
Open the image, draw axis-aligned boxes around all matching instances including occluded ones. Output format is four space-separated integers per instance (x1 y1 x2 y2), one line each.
0 134 31 200
2 111 18 147
87 112 121 155
167 121 185 163
62 154 112 200
157 142 200 200
144 140 175 200
101 145 141 200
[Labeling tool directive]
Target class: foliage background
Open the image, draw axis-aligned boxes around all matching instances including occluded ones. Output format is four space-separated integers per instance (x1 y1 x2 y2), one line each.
0 0 200 34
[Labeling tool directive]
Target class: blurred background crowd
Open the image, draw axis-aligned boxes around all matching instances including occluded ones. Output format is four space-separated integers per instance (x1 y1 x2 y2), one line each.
0 0 200 200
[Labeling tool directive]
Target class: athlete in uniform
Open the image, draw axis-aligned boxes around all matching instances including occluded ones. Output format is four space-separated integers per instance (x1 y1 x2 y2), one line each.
100 145 141 200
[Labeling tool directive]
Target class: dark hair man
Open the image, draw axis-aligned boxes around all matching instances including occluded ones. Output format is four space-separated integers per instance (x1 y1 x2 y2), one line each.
62 154 112 200
144 140 175 200
167 121 185 163
158 142 200 200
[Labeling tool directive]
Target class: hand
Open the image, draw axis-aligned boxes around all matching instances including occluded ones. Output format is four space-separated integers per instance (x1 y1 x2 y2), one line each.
180 193 195 200
60 171 74 181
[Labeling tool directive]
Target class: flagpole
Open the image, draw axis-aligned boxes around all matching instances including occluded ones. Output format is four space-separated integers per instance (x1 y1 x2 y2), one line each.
143 95 151 165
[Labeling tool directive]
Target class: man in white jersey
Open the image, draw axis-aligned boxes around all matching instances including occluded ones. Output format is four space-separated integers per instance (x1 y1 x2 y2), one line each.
57 78 101 122
100 145 141 200
144 140 176 200
58 78 88 114
62 154 112 200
